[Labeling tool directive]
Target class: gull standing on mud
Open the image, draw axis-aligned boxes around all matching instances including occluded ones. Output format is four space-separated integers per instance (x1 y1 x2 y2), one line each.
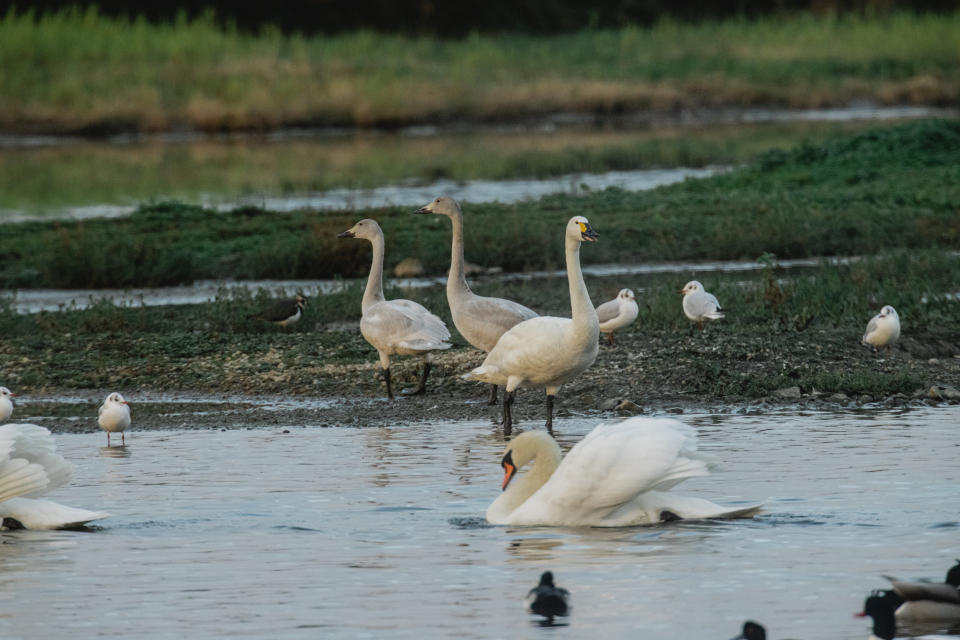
862 305 900 352
0 423 109 529
464 216 599 434
414 196 538 404
680 280 725 330
338 219 451 399
595 288 638 345
98 392 131 445
0 387 13 422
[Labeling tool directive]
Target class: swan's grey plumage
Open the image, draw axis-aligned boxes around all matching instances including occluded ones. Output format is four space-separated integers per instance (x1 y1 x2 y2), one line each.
415 196 537 403
680 280 724 330
862 305 900 351
338 219 451 398
464 216 599 432
595 288 638 345
0 423 109 529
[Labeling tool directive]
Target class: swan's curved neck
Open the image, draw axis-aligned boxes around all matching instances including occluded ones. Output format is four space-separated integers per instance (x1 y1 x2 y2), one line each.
362 233 387 313
504 444 562 507
445 210 472 300
566 235 597 333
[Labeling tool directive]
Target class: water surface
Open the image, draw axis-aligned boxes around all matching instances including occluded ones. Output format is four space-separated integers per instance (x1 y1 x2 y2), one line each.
2 406 958 639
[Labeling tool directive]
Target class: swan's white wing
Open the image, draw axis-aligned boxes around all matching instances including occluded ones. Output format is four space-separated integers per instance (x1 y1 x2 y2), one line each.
0 458 51 503
469 317 574 385
512 418 713 524
452 295 537 352
362 299 451 351
0 497 109 530
595 298 620 324
0 424 73 496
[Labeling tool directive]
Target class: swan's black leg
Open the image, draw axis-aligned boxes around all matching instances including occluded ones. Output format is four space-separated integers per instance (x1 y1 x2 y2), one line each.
501 390 514 437
545 394 555 433
607 332 615 346
401 361 432 396
487 383 499 405
384 367 394 399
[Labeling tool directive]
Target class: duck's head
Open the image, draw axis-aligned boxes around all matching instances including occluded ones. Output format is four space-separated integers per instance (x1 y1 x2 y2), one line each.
946 558 960 587
337 219 382 242
415 196 461 218
295 293 308 308
680 280 702 296
567 216 599 244
730 620 765 640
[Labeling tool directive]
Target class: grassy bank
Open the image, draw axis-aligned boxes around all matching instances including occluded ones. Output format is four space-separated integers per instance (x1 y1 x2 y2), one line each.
1 250 957 399
0 9 958 134
1 119 957 288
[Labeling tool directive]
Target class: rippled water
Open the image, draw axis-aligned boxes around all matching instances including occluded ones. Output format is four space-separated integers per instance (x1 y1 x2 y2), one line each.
2 406 958 639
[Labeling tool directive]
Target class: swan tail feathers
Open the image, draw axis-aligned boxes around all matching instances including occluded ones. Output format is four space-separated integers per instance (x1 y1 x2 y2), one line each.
0 497 109 530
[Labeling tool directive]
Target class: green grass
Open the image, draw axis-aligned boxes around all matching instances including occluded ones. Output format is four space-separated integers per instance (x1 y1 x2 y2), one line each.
0 119 957 289
0 9 958 133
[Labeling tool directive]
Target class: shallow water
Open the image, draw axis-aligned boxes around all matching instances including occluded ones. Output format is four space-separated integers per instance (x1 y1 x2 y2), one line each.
2 406 958 639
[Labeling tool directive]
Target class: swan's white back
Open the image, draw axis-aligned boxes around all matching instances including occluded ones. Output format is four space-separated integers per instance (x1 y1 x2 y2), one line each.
488 417 761 527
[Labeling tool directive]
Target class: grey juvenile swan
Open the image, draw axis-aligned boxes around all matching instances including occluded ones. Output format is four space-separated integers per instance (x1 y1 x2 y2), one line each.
464 216 599 433
338 219 451 398
415 196 538 404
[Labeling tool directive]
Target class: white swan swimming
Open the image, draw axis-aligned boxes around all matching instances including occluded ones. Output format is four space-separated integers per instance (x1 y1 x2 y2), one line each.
0 423 109 529
680 280 725 330
464 216 599 433
338 219 451 398
486 417 763 526
98 392 131 446
415 196 538 404
0 387 13 422
595 288 638 345
862 305 900 352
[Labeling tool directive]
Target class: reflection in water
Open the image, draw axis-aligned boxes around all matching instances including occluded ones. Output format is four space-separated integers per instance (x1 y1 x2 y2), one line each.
1 407 958 640
100 445 131 458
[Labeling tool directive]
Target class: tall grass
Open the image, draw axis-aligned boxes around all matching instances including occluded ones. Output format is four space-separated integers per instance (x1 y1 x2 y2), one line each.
0 9 958 133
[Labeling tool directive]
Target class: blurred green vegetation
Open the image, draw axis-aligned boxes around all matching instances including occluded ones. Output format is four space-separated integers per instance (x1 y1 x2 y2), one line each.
0 8 958 133
1 119 957 289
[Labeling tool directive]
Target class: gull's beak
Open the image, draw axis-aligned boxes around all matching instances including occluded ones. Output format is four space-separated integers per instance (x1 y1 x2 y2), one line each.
337 230 355 239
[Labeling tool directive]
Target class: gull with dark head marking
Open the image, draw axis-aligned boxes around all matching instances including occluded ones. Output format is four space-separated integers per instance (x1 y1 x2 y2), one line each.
595 288 638 345
338 219 451 399
862 305 900 352
0 387 13 422
680 280 724 331
98 392 131 445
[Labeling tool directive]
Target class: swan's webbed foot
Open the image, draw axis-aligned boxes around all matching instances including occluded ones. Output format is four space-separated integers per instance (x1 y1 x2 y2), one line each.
487 383 498 405
400 361 431 396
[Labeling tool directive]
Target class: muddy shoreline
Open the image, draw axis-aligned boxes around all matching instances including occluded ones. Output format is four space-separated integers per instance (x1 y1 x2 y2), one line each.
10 328 960 435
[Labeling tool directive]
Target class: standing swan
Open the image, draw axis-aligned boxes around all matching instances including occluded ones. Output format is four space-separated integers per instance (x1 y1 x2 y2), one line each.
338 219 451 399
0 423 109 529
414 196 538 404
486 417 762 526
464 216 599 434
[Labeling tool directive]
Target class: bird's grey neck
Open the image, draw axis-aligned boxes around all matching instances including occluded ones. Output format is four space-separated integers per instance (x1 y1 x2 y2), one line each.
446 210 472 299
362 235 387 313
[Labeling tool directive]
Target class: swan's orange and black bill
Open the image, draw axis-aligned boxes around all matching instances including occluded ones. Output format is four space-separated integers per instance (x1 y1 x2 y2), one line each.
501 450 517 491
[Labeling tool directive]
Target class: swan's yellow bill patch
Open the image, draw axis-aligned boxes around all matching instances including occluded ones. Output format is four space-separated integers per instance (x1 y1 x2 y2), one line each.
578 221 587 233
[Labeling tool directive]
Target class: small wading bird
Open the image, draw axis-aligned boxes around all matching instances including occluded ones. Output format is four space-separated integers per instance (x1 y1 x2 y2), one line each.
463 216 600 435
595 288 638 345
730 620 766 640
861 305 900 353
414 196 538 405
526 571 569 624
98 392 131 445
338 219 451 398
680 280 725 331
486 417 762 527
0 423 109 530
249 293 307 328
0 387 13 422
